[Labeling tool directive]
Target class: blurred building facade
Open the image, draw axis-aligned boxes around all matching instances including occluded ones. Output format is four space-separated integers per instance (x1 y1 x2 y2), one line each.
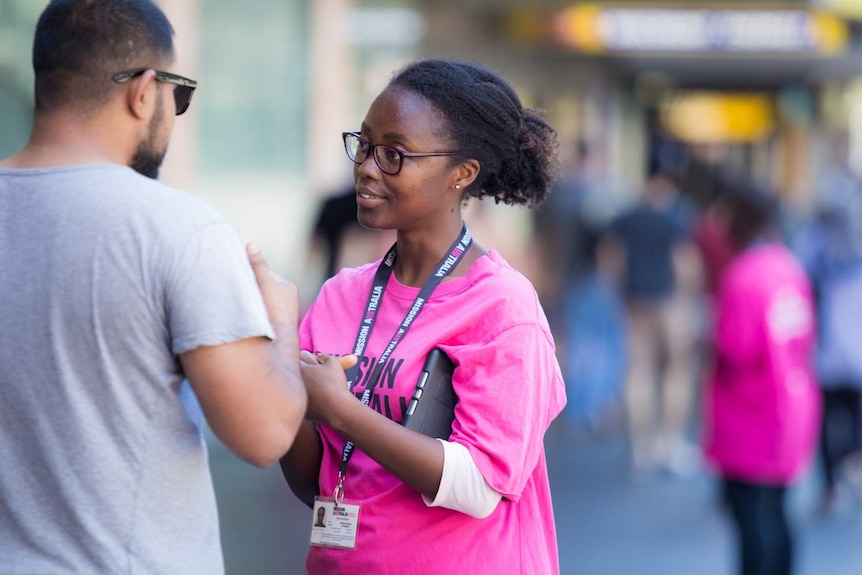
3 0 862 274
418 0 862 214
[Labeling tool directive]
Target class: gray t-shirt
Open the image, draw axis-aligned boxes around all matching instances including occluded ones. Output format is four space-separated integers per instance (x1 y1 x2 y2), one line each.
0 164 274 574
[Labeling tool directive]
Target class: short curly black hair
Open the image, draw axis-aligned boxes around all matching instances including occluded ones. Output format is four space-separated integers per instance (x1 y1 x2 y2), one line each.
389 59 560 208
33 0 175 113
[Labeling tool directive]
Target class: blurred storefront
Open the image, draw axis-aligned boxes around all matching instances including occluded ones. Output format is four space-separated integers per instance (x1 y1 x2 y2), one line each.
415 0 862 212
4 1 862 273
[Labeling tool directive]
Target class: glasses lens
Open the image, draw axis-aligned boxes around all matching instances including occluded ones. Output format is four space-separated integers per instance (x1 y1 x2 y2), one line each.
373 145 402 175
344 134 368 164
173 86 194 116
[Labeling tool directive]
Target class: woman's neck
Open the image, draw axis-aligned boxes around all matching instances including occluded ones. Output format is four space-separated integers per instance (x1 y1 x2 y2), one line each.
393 224 485 287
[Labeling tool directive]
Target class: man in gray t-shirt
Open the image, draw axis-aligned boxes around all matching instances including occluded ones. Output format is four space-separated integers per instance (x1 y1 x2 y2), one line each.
0 2 307 573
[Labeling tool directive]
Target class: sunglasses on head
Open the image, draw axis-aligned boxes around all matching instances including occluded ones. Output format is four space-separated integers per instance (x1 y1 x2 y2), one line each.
112 68 198 116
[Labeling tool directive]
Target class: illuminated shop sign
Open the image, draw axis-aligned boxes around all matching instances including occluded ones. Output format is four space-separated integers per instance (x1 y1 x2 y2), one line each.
817 0 862 20
661 93 776 143
555 4 848 55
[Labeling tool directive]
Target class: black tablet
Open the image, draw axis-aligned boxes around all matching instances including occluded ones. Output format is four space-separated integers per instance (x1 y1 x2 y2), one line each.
403 348 458 439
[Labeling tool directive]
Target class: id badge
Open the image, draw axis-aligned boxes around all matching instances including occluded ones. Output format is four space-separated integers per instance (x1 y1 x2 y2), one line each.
310 496 361 550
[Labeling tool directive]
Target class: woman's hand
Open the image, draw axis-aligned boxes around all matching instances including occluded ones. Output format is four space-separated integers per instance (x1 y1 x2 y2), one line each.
299 350 445 498
299 351 358 426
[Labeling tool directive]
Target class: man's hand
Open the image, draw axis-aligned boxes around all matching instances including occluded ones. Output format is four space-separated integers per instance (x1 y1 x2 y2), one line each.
247 242 299 364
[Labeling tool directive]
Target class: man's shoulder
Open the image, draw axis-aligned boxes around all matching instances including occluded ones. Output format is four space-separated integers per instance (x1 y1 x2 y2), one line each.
119 169 214 207
79 165 225 226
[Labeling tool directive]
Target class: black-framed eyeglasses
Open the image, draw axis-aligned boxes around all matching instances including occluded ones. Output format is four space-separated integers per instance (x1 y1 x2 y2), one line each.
342 132 463 176
112 68 198 116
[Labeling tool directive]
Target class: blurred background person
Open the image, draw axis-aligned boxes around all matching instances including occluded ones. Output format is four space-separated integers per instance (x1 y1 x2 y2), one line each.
308 183 363 281
302 181 395 312
691 171 749 427
793 134 862 514
603 143 704 478
532 137 629 433
691 171 738 305
532 139 620 317
702 180 820 575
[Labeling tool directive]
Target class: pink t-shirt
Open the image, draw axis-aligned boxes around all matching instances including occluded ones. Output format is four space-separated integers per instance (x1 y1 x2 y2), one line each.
702 242 821 485
299 250 566 575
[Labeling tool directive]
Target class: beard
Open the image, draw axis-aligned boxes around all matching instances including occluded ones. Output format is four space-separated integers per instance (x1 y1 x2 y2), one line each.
129 92 168 179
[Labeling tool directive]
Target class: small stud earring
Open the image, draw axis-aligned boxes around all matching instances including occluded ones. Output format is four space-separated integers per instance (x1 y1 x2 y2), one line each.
455 183 461 189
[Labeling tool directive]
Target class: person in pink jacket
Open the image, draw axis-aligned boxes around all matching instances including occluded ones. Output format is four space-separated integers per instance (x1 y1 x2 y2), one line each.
701 180 820 575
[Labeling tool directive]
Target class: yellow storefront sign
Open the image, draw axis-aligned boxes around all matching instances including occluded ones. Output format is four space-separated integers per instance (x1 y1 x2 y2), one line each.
661 92 775 143
553 3 849 56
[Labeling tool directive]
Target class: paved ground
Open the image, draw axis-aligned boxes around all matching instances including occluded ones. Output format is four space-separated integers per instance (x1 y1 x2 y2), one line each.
209 416 862 575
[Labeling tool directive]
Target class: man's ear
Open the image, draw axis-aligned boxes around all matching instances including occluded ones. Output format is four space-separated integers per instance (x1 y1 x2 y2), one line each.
125 69 158 121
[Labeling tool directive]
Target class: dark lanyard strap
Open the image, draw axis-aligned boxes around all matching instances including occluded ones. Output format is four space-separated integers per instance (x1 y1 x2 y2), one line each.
333 224 472 501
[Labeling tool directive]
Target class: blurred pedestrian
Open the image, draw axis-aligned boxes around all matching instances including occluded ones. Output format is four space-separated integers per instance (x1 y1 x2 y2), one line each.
702 180 820 575
0 1 306 572
310 185 362 279
303 183 395 313
308 184 395 280
691 171 747 407
532 139 616 314
532 138 629 431
692 179 736 302
280 58 567 574
793 151 862 514
604 153 703 477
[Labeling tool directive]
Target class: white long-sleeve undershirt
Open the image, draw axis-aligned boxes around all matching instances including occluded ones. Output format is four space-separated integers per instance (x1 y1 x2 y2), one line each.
421 439 502 519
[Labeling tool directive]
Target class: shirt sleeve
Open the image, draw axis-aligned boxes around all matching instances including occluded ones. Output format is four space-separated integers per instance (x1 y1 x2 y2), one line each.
422 439 501 518
164 221 273 355
448 320 565 502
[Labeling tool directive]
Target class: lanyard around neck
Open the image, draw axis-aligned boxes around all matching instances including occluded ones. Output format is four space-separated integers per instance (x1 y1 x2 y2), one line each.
334 224 472 501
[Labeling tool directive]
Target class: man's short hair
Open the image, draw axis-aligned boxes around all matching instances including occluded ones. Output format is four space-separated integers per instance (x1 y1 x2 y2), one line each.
33 0 175 113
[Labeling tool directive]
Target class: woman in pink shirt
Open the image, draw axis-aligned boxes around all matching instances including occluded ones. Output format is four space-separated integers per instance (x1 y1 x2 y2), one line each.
280 59 567 575
702 181 820 575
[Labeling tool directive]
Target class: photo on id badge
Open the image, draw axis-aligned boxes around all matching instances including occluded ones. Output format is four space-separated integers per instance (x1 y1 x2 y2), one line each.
310 497 361 549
